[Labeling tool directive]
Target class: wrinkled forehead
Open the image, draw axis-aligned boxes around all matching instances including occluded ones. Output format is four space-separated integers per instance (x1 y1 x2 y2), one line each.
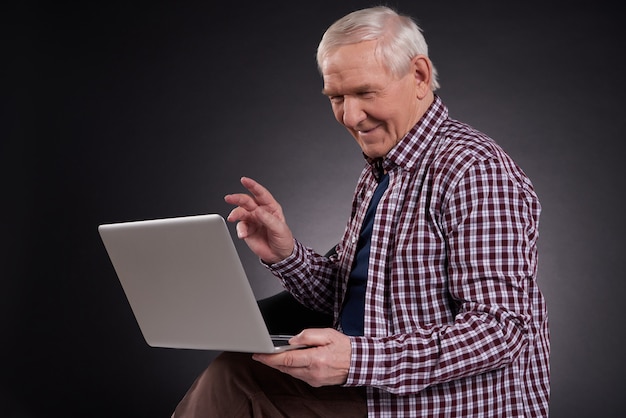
320 40 391 80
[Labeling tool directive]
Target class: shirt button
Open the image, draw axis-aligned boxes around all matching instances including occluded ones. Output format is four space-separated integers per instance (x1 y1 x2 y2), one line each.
366 191 372 197
351 236 357 244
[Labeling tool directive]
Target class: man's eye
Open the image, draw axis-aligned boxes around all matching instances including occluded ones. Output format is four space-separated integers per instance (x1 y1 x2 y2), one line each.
330 96 344 104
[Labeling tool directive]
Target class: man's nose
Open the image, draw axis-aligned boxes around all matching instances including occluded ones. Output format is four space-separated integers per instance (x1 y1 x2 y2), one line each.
342 97 366 128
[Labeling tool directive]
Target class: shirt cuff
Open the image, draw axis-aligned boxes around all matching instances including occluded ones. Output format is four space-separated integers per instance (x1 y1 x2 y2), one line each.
344 336 380 387
262 239 307 278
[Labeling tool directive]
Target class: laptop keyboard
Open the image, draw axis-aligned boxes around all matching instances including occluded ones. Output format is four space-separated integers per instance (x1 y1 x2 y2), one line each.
270 335 293 347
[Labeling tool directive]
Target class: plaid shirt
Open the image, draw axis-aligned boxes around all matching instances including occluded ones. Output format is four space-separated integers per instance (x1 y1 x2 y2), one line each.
270 95 550 417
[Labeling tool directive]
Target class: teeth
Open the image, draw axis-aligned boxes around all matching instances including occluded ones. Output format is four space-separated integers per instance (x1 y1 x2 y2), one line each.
359 126 376 134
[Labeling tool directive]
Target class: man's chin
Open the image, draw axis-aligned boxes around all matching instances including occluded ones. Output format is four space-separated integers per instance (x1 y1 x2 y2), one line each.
358 139 397 159
360 147 388 160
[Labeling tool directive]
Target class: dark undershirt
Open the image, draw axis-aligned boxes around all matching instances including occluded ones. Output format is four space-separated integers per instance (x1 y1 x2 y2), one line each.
339 171 389 336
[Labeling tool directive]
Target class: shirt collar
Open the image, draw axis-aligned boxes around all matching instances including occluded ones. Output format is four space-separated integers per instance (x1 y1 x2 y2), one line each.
363 95 449 175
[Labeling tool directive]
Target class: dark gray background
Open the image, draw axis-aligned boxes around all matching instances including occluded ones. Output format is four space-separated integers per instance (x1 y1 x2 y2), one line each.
3 1 624 416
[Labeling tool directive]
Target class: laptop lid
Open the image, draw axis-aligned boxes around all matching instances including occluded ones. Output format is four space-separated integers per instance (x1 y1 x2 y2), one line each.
98 214 298 354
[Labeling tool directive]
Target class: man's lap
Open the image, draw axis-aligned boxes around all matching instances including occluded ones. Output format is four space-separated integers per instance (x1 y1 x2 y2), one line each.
173 351 367 417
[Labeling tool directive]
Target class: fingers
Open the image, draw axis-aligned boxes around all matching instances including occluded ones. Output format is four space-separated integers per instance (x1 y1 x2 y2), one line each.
254 328 349 368
252 329 351 386
224 177 284 222
225 198 256 224
239 176 276 207
223 177 295 262
225 177 278 210
226 202 280 238
290 328 333 347
253 348 313 369
234 220 252 239
252 329 327 368
223 192 253 212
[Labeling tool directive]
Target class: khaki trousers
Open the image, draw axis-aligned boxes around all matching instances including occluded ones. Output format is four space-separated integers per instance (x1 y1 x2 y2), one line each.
173 351 367 417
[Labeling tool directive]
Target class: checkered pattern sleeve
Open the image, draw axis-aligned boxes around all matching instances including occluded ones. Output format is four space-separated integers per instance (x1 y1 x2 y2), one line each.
267 239 338 315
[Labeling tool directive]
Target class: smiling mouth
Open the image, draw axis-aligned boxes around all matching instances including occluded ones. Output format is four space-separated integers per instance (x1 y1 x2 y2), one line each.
357 125 380 135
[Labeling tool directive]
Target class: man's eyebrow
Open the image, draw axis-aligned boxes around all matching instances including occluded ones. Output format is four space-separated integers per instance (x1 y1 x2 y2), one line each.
322 84 376 96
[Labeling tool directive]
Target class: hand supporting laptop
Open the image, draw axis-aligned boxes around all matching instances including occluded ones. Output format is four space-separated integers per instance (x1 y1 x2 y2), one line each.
254 328 351 387
224 176 352 386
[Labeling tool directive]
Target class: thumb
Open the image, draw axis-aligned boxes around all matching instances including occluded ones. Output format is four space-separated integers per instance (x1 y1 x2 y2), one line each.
291 328 333 347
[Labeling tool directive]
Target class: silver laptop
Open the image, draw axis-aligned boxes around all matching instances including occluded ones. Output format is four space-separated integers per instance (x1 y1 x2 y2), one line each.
98 214 305 353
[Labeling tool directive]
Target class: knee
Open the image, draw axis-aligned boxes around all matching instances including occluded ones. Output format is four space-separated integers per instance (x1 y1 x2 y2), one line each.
206 351 255 383
173 352 256 417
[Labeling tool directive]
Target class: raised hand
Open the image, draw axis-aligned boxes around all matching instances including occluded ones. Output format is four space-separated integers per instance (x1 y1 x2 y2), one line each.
224 177 295 264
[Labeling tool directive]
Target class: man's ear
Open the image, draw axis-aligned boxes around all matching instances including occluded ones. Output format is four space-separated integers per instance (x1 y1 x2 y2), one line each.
412 55 432 99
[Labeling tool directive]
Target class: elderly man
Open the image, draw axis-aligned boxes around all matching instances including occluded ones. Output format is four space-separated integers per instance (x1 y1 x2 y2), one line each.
174 6 550 417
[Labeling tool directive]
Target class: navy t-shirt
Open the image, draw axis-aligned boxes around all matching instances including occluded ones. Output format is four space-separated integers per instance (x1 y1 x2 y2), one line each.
340 172 389 336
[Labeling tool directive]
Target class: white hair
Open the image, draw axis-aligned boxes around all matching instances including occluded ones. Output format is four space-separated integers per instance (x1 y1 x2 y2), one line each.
316 6 440 91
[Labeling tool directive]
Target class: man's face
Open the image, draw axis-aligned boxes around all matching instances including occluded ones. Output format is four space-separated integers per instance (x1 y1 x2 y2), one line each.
321 40 422 159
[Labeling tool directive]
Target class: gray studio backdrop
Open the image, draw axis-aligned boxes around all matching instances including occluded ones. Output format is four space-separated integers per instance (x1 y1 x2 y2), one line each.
3 1 624 417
